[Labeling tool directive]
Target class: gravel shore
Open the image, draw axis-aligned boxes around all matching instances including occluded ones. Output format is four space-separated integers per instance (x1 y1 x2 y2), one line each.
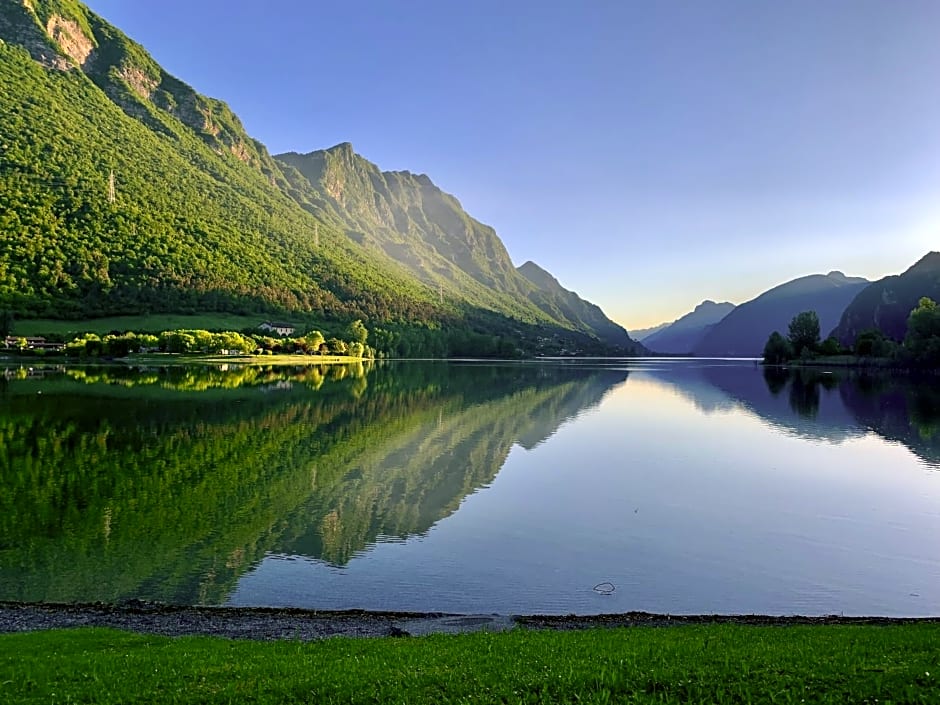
2 602 938 641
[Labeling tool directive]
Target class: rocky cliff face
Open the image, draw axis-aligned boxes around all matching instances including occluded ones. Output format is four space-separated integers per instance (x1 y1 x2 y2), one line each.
277 145 524 293
0 1 73 69
3 0 285 181
277 145 641 349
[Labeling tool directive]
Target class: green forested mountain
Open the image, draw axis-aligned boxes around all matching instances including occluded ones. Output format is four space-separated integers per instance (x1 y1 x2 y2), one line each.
0 0 639 354
831 252 940 346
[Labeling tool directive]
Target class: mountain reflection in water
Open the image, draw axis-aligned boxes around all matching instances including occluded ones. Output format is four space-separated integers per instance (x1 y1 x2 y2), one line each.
0 361 627 604
1 359 938 615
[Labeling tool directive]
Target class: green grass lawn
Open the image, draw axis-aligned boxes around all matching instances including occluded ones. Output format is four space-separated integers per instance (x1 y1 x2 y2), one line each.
2 624 938 704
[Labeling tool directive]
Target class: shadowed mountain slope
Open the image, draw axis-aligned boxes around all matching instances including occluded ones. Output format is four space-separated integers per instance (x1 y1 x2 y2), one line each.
831 252 940 346
516 261 639 350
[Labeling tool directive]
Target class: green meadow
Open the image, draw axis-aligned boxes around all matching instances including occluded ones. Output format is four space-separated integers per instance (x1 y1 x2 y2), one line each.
2 624 938 704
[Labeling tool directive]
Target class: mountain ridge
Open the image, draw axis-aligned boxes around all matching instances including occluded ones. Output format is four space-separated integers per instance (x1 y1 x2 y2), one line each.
275 144 641 350
642 300 735 354
694 272 869 357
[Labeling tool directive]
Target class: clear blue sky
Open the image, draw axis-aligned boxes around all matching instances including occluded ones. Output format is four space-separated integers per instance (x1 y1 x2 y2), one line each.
85 0 940 330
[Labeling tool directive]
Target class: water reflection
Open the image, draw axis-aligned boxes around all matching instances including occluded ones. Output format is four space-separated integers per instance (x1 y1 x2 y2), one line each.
763 367 937 465
634 360 940 466
836 372 940 468
0 362 627 604
759 367 940 467
640 361 865 443
2 359 938 614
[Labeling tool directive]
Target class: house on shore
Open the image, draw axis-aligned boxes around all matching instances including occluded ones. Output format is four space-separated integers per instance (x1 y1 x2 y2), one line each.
3 336 65 351
258 321 296 337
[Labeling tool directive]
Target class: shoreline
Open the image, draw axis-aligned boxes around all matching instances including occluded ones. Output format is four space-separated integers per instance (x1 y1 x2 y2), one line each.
2 601 938 640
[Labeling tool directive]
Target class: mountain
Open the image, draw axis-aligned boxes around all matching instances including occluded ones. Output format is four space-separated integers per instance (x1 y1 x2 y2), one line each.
694 272 870 357
276 146 642 351
0 1 638 354
630 322 670 341
642 300 735 354
515 261 638 349
831 252 940 346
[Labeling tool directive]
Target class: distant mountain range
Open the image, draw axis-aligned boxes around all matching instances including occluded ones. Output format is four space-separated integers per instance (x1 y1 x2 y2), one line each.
0 1 641 354
693 272 870 357
630 322 670 341
641 300 735 354
644 253 940 358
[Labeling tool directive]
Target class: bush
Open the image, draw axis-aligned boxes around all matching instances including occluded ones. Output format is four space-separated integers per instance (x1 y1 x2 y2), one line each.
763 331 793 364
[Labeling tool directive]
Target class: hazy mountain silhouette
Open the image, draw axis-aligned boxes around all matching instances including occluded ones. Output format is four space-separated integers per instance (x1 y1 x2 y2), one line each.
694 272 869 357
642 300 735 354
630 322 670 341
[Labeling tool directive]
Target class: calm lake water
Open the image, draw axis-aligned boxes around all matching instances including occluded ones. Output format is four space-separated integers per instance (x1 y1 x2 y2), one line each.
1 359 938 616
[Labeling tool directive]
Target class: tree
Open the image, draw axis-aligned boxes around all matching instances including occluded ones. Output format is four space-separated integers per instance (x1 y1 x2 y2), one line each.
818 336 842 356
348 341 365 358
103 333 138 357
0 310 13 337
327 338 348 355
904 297 940 365
347 319 368 346
854 329 890 357
304 330 325 353
787 311 820 357
762 331 793 364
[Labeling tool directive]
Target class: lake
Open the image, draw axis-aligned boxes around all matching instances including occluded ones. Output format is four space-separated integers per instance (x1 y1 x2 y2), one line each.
1 359 938 616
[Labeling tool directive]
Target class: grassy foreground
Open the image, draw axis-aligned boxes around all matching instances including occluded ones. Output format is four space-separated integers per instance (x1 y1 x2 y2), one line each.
1 625 939 704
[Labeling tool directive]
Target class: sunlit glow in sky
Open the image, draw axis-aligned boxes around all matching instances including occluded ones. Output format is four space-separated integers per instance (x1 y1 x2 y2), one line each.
84 1 940 330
